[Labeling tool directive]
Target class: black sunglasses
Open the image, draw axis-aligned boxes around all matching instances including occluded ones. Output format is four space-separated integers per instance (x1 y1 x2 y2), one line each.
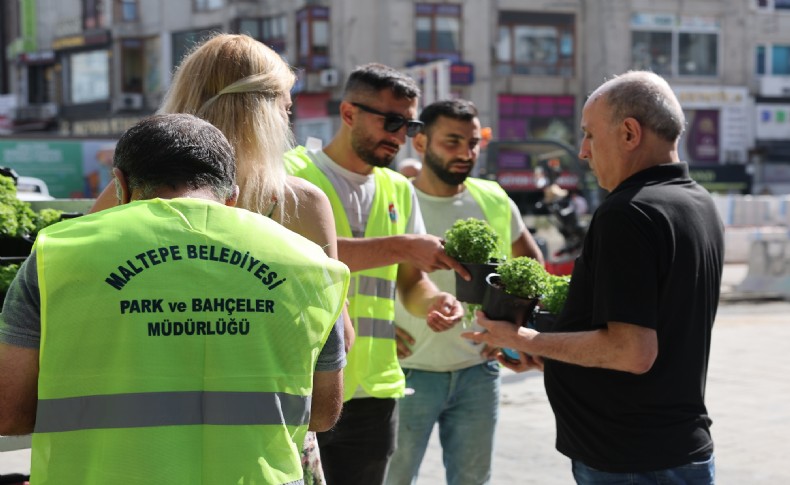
351 102 424 137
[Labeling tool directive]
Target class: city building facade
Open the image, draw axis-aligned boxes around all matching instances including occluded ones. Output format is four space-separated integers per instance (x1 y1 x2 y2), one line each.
1 0 789 197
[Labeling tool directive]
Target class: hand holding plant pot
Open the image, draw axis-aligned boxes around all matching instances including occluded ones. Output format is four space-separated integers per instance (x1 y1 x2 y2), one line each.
463 310 546 372
482 256 548 363
444 218 503 304
482 256 547 327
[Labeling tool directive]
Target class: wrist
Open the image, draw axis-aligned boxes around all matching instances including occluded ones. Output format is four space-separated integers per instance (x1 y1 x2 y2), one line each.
390 234 410 263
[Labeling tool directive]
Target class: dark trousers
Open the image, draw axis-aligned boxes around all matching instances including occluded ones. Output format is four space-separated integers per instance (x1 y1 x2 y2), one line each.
317 397 398 485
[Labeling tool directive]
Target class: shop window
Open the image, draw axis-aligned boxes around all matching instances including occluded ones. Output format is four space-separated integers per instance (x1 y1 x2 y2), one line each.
194 0 222 12
235 16 287 53
757 45 767 75
630 13 719 77
678 33 717 76
171 28 217 69
496 12 574 77
756 44 790 75
121 38 144 92
27 65 52 104
68 50 110 104
498 95 576 147
415 3 461 62
754 0 790 10
83 0 105 30
297 6 329 71
114 0 138 22
631 31 672 75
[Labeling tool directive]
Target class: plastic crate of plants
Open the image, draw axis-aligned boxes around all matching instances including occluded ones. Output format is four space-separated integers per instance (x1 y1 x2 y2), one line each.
0 172 74 304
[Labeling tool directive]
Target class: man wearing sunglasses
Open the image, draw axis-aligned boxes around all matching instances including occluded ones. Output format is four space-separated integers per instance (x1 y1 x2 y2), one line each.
286 63 468 485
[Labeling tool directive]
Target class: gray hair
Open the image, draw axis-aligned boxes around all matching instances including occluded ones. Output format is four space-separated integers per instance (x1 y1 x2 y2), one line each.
592 71 685 142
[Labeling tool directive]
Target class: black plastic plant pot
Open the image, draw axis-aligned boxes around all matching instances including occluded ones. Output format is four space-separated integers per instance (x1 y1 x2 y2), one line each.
530 310 557 332
455 262 499 304
0 235 34 258
481 273 539 327
59 212 83 221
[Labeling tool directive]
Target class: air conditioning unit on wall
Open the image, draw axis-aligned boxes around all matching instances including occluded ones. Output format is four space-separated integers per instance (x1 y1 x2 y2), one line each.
118 93 144 110
319 69 339 87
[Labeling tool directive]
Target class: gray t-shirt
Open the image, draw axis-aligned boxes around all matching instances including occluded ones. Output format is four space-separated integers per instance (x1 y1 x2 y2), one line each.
0 252 345 372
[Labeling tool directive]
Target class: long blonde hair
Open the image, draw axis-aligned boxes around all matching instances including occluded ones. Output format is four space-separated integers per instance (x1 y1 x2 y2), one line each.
159 33 295 216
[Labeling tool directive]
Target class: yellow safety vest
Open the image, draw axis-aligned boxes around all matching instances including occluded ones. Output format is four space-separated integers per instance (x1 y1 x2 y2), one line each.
464 177 513 258
32 198 349 485
286 147 411 401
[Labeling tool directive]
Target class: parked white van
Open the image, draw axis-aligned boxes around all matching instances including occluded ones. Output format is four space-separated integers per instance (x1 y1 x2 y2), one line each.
15 176 54 201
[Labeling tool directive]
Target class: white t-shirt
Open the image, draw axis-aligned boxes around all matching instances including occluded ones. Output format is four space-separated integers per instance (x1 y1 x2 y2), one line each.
307 149 425 236
394 184 526 372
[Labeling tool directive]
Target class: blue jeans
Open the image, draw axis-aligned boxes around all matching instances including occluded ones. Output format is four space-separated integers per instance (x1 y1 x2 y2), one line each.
385 361 500 485
571 455 715 485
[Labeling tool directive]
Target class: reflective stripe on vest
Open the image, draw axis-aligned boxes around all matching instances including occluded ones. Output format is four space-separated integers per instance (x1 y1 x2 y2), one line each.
357 318 397 339
35 391 310 433
286 147 410 400
349 275 397 298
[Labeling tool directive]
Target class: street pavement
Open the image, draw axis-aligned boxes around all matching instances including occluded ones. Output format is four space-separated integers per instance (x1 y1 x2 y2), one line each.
2 265 789 484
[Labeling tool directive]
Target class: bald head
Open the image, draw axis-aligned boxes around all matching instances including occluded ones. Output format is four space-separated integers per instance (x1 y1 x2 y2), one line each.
588 71 685 143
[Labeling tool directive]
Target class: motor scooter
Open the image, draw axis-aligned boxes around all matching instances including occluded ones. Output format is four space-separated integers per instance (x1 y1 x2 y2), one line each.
532 166 587 275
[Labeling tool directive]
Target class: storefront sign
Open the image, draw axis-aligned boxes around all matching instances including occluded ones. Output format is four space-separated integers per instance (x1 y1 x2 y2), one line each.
688 165 751 194
450 62 474 85
498 95 576 147
685 110 720 164
52 30 110 50
674 86 752 164
497 170 579 191
59 116 142 137
17 50 54 64
0 138 120 198
755 103 790 140
0 141 83 197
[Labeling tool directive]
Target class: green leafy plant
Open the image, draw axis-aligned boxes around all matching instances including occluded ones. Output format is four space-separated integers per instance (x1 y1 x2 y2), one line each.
0 263 20 293
444 218 502 264
0 176 37 237
0 204 21 238
0 175 62 238
33 208 64 236
497 256 549 299
541 274 571 315
0 174 15 195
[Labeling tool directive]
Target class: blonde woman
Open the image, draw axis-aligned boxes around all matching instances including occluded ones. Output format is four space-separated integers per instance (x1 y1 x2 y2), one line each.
90 34 351 484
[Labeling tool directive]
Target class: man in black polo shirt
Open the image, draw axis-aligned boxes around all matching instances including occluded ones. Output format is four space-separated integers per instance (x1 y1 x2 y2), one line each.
464 71 724 484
